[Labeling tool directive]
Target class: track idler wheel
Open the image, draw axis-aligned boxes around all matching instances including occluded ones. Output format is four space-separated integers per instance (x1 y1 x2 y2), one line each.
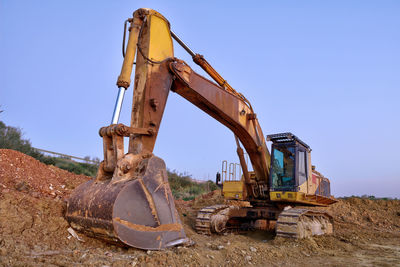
65 154 189 250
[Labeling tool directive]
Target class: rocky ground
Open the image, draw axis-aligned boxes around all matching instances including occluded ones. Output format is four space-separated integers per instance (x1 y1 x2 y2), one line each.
0 149 399 266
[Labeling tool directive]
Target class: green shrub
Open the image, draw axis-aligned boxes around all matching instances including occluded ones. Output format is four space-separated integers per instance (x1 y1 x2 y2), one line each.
167 170 217 199
189 185 202 195
0 121 43 160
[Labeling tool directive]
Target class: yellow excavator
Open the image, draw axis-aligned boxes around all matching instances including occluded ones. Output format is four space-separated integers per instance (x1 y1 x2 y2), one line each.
65 8 337 250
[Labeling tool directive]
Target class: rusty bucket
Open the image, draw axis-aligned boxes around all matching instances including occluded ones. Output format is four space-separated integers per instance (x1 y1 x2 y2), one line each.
65 155 189 250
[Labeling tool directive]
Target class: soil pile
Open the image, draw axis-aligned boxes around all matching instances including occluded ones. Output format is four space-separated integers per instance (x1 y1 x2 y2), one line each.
0 149 399 266
329 197 400 237
0 149 90 199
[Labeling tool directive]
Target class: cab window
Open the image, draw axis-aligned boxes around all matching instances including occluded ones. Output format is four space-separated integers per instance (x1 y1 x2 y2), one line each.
298 150 307 185
271 146 295 188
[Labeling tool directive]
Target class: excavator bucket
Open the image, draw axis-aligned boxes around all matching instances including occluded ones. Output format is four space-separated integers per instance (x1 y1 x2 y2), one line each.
65 155 189 250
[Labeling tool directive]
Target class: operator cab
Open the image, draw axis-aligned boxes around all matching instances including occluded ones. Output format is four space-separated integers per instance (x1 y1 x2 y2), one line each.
267 133 311 193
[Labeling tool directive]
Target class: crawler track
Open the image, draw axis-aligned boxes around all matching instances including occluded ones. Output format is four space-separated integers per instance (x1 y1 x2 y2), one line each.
195 204 229 235
196 205 334 239
276 208 333 238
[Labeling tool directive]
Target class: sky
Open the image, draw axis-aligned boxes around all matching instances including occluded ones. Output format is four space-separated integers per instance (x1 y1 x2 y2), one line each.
1 1 399 198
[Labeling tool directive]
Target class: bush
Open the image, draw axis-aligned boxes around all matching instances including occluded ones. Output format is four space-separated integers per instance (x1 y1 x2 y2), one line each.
167 170 217 199
0 121 43 160
339 195 394 200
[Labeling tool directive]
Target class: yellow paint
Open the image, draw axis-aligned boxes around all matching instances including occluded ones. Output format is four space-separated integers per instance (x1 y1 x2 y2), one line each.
148 15 173 61
270 191 300 202
270 191 327 206
238 102 247 126
307 151 314 194
298 179 308 194
223 181 244 200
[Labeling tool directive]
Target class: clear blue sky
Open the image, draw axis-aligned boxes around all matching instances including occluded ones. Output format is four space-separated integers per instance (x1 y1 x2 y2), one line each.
1 1 399 198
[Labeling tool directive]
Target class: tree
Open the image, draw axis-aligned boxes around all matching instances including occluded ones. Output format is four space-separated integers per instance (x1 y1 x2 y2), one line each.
0 121 41 158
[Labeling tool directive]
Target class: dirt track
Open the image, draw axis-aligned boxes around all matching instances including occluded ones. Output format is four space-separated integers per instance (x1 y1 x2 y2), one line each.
0 149 399 266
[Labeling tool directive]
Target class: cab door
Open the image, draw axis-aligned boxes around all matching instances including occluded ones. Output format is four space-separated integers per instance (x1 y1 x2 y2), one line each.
296 147 308 192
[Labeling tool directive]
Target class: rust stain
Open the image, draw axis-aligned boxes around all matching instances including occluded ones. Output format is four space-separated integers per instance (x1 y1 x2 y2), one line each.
113 217 182 232
138 178 160 225
154 172 169 205
162 171 170 204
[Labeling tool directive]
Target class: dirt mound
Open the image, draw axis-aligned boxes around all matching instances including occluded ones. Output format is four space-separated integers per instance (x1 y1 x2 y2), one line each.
192 189 225 209
329 197 400 237
0 149 90 199
0 149 399 266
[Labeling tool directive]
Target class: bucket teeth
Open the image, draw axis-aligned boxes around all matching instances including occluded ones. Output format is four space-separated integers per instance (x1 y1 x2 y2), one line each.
65 155 189 250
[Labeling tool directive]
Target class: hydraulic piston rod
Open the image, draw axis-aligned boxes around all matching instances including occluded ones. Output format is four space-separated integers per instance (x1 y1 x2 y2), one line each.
111 87 126 124
171 31 196 57
111 11 143 125
171 31 242 100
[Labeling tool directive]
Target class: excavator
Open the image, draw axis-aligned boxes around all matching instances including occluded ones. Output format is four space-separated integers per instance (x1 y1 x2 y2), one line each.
65 8 337 250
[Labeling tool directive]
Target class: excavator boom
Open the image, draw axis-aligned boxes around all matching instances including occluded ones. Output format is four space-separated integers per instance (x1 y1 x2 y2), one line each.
169 61 270 192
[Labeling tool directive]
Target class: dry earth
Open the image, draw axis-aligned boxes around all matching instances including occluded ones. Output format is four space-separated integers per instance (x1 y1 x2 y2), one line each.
0 149 399 266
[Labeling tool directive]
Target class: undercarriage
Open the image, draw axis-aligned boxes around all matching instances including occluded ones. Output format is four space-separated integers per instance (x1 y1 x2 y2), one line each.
196 202 334 238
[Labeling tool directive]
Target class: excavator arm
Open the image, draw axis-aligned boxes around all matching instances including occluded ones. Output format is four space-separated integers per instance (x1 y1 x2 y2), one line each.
119 9 271 193
65 8 271 250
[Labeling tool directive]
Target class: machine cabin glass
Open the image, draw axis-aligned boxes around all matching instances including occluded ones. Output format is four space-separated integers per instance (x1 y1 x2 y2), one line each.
267 133 312 193
270 146 296 189
297 149 307 187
